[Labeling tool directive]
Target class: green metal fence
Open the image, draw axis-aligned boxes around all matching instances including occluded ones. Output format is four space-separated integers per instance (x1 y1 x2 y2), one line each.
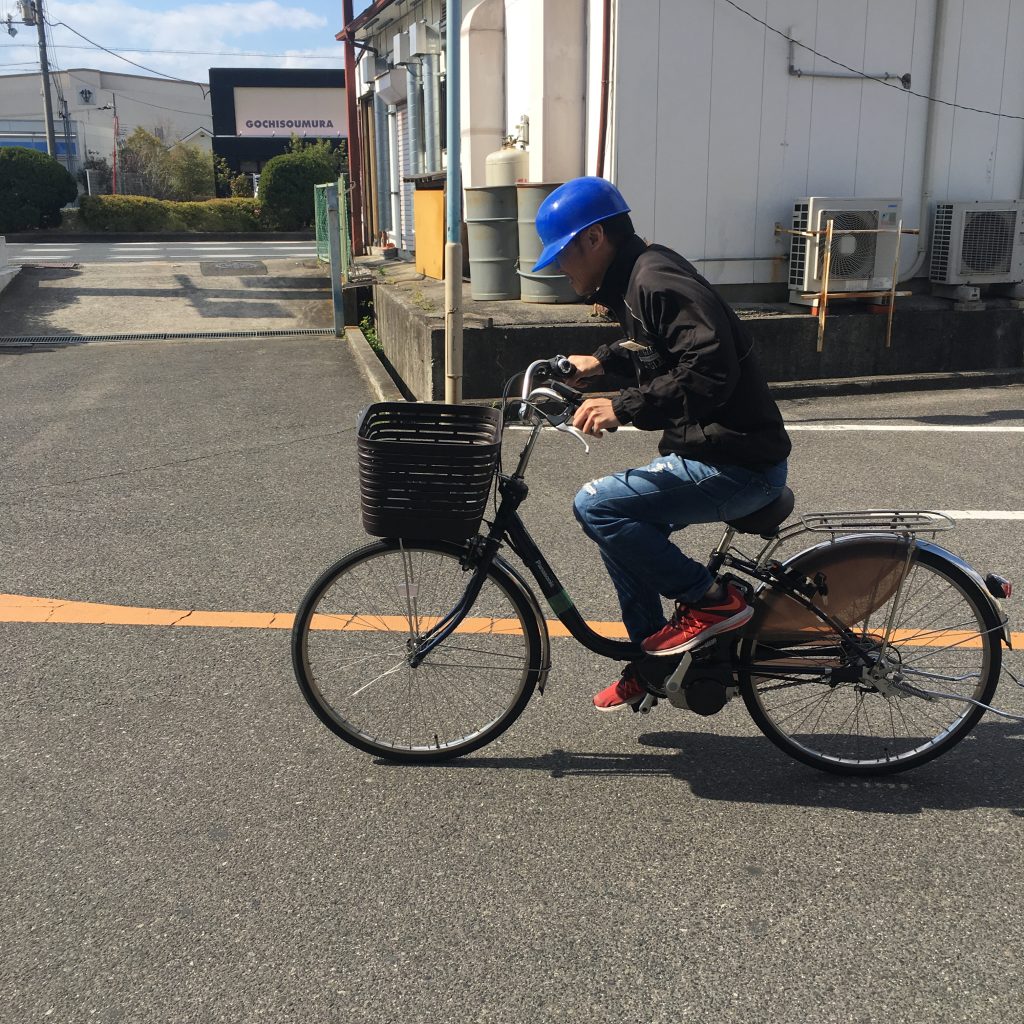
315 176 353 270
314 183 330 263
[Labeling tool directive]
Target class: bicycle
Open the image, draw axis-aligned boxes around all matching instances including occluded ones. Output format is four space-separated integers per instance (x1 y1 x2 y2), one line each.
292 356 1018 776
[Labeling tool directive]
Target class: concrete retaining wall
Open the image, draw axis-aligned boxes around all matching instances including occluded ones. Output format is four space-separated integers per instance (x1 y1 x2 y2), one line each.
373 282 1024 400
0 237 20 296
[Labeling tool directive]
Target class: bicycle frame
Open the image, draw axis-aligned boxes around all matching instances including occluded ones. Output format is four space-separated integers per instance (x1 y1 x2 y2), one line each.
407 413 886 678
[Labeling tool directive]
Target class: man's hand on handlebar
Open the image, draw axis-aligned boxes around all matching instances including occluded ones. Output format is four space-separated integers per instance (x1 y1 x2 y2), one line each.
573 397 620 437
565 354 603 386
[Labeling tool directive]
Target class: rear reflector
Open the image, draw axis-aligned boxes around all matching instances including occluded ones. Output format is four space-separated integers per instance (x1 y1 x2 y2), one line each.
986 574 1013 599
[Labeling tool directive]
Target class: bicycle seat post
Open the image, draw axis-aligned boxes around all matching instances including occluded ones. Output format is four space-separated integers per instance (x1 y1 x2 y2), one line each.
707 526 738 577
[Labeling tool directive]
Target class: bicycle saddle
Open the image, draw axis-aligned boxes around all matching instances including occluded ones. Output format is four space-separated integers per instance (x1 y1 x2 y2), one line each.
725 486 795 537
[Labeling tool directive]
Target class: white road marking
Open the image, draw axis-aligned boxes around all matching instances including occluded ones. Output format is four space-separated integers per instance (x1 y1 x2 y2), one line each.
938 511 1024 520
509 423 1024 434
786 423 1024 432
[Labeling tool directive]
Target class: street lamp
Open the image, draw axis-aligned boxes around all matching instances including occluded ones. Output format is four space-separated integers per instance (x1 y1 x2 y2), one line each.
96 96 120 193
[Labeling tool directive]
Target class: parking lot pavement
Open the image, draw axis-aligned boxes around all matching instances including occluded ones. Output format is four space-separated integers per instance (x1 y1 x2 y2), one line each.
2 338 1022 1023
0 258 332 338
5 240 318 264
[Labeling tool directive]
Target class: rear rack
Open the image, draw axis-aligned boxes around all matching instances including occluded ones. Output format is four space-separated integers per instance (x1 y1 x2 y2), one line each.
797 510 955 537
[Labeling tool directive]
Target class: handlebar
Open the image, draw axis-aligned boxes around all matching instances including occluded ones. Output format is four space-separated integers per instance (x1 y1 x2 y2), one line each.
514 355 616 453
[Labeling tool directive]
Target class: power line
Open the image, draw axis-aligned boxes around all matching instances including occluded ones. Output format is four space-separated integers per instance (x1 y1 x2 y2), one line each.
45 18 210 95
719 0 1024 121
0 41 343 59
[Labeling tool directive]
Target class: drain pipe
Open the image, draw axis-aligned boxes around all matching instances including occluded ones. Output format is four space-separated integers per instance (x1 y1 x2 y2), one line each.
422 53 440 173
388 103 402 246
595 0 611 177
902 0 948 282
445 0 463 404
406 61 424 176
373 89 391 234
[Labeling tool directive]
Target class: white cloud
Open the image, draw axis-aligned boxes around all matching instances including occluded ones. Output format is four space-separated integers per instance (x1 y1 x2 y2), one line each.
1 1 342 84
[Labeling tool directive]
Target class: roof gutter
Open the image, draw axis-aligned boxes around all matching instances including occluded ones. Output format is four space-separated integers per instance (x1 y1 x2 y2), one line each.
335 0 401 42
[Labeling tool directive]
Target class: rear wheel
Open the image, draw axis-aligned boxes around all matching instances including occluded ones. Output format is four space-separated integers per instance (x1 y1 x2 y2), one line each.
739 543 1002 775
292 540 544 762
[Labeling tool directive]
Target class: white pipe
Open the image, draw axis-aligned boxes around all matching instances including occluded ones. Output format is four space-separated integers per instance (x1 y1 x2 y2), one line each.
387 103 402 247
902 0 948 282
422 53 440 173
444 242 463 403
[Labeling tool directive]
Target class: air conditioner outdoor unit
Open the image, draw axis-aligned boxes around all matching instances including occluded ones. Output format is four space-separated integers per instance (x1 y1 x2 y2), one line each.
788 197 902 305
930 200 1024 286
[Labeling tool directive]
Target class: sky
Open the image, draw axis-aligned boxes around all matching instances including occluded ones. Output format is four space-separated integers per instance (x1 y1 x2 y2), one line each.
0 0 374 85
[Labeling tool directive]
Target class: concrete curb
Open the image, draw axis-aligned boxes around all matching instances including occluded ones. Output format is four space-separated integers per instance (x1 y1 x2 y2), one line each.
0 265 20 296
768 367 1024 399
4 231 315 243
345 327 405 403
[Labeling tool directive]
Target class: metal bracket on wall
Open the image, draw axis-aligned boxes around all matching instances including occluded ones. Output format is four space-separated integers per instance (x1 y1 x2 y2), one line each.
788 36 911 89
775 221 919 351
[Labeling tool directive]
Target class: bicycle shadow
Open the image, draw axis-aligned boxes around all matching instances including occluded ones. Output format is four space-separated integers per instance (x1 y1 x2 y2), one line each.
437 719 1024 816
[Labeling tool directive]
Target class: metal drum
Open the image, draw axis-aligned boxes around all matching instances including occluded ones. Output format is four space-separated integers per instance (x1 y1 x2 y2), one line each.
465 185 520 300
516 182 578 304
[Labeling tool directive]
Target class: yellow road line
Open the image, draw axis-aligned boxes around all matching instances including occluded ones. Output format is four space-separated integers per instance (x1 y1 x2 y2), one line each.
0 593 1018 647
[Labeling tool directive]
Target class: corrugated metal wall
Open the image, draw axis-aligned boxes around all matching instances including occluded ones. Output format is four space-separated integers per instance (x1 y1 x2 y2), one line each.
612 0 1024 284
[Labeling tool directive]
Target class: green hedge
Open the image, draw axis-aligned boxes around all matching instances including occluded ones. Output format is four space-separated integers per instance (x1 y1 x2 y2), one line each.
0 147 78 232
258 150 336 230
78 195 262 232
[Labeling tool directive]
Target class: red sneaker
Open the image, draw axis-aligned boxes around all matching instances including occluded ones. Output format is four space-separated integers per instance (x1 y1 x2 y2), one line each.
641 583 753 657
593 667 646 712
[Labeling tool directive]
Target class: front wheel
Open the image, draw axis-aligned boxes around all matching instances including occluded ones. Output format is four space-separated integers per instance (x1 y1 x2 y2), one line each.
738 541 1003 776
292 539 545 762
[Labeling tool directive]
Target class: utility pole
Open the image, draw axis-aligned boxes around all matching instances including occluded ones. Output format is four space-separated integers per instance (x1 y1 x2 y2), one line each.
22 0 57 156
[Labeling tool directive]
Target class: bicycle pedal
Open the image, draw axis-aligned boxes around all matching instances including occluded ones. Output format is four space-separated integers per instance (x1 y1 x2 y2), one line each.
634 694 658 714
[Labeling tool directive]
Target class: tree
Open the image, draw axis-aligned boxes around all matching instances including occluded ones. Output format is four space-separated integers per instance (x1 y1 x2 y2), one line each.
0 147 78 232
118 127 173 198
77 151 113 195
213 154 234 198
287 134 348 176
169 143 215 201
258 146 337 230
229 173 254 198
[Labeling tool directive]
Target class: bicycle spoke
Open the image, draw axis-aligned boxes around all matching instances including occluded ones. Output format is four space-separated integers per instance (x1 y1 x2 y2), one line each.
297 544 535 757
742 547 998 773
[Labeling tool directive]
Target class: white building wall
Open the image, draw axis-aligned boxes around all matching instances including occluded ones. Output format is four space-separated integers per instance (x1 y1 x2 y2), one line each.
613 0 1024 285
0 69 211 173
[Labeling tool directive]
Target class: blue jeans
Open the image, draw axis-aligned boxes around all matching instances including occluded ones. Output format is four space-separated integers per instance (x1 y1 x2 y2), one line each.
573 455 788 644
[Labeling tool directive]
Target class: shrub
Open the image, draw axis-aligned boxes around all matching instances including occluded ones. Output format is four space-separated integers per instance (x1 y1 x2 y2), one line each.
78 195 261 232
0 147 78 232
169 143 215 201
230 173 254 198
258 149 336 230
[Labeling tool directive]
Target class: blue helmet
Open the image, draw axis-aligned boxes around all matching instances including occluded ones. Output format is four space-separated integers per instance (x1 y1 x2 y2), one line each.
532 176 631 272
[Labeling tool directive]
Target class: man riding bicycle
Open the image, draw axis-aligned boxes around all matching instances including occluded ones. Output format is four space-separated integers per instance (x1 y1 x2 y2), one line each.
532 177 792 711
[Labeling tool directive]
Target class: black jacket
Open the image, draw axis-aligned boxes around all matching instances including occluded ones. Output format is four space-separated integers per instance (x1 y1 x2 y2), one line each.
591 235 791 470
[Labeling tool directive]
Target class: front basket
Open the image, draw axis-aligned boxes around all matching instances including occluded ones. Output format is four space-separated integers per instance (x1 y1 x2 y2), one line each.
357 402 502 542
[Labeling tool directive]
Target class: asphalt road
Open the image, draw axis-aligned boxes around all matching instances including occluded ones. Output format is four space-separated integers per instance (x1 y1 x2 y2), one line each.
2 336 1022 1023
5 240 318 264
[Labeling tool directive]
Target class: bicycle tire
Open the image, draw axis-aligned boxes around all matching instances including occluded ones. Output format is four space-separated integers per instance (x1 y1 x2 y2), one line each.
738 540 1002 776
292 539 545 763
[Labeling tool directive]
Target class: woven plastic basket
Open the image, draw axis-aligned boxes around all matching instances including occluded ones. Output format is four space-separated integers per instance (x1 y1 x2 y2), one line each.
357 402 502 541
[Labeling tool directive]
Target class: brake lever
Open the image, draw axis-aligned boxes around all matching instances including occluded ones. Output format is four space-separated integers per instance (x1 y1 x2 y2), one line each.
552 419 590 453
524 385 590 452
